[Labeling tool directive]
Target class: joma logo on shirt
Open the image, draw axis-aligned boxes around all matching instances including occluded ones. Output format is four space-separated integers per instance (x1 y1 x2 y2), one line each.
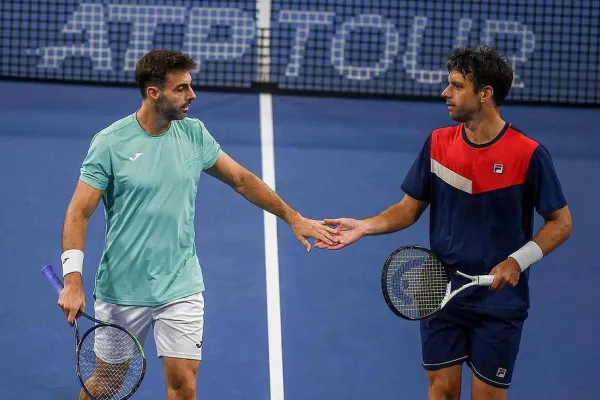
129 153 143 161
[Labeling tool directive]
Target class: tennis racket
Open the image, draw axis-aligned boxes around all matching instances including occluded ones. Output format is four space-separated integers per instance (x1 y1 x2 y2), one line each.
381 246 494 320
42 264 146 400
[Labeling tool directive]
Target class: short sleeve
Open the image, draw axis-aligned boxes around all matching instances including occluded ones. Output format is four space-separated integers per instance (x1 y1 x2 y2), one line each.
79 133 112 190
526 144 567 216
401 135 432 202
197 120 222 170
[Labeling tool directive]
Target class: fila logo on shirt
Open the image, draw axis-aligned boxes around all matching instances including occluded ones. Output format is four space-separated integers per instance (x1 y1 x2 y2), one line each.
496 367 507 378
493 163 504 174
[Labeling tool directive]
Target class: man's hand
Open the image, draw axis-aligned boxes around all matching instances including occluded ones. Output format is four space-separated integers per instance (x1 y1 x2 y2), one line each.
489 258 522 290
288 214 339 252
314 218 366 251
58 273 85 324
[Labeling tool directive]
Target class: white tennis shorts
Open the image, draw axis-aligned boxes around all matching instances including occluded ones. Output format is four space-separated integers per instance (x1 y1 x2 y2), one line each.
93 292 205 361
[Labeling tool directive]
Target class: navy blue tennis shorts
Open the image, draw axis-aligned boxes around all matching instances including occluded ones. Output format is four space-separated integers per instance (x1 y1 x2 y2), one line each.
420 306 526 389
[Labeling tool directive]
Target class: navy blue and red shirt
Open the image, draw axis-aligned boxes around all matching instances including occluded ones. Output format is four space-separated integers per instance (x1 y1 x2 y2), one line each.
402 122 567 318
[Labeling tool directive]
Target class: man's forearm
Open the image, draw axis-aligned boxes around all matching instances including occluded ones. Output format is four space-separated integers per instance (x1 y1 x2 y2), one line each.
62 210 89 252
508 207 571 272
532 216 572 255
363 200 424 236
234 172 299 223
61 210 89 285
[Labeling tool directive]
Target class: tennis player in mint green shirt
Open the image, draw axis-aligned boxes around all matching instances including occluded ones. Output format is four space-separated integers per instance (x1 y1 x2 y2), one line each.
56 49 338 400
79 112 221 307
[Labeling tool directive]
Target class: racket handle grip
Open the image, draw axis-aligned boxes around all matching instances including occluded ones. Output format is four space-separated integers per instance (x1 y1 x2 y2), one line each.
478 275 495 286
42 264 64 295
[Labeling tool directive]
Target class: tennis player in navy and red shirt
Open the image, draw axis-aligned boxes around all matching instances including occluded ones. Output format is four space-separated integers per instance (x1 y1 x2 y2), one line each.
315 46 572 399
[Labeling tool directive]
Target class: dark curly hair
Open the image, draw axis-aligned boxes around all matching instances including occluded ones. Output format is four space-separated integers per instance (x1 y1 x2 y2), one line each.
446 46 514 106
135 50 197 98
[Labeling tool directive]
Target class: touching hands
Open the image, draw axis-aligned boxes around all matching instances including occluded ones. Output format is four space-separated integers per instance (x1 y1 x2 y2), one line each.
288 214 339 252
314 218 366 251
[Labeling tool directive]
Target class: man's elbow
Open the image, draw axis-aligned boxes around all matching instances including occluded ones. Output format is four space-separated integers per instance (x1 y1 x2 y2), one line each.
561 213 573 240
554 207 572 242
231 171 252 194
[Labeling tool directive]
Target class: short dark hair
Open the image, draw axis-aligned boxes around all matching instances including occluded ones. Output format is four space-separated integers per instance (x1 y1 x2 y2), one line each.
446 46 514 106
135 50 197 98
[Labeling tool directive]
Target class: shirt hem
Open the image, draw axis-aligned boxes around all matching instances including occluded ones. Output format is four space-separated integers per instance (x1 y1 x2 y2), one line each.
401 183 429 202
94 287 205 306
79 174 108 191
202 148 222 171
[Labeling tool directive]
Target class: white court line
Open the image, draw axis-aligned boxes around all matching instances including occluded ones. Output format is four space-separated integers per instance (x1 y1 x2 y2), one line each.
256 1 284 397
260 92 284 400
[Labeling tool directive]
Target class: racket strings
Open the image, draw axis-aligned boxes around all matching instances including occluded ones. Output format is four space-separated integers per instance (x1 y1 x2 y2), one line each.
385 248 449 319
78 326 144 399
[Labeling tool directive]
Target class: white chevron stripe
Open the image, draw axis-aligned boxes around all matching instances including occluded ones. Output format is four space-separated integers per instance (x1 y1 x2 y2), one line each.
431 159 473 194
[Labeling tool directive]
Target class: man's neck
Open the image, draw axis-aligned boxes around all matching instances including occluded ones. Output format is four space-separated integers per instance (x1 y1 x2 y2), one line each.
136 102 170 136
463 109 506 145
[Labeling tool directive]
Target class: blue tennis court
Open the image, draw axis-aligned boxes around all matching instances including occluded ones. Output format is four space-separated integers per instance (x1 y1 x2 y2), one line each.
0 79 598 399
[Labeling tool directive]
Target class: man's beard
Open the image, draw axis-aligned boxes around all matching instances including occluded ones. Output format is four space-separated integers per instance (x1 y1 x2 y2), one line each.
449 104 477 122
156 97 185 121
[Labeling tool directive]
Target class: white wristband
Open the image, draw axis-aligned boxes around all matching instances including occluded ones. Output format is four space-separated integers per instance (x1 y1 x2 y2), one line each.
61 249 84 277
509 241 543 272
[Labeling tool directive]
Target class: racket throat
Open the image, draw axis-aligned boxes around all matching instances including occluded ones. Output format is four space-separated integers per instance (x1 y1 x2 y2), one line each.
439 282 454 309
